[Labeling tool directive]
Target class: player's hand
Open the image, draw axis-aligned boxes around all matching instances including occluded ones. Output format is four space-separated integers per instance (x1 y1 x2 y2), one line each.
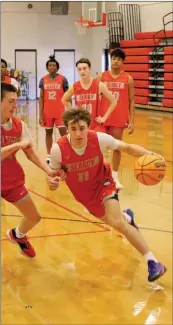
47 168 66 180
39 115 44 126
47 176 60 191
95 116 105 124
19 140 33 150
151 152 167 166
127 123 134 134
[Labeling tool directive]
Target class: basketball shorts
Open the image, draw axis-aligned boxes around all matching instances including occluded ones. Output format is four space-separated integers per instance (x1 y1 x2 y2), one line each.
42 117 64 129
105 125 128 135
83 180 119 218
1 184 29 203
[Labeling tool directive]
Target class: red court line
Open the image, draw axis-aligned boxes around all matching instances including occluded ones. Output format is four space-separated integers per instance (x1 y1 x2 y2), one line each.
29 188 110 232
1 229 107 241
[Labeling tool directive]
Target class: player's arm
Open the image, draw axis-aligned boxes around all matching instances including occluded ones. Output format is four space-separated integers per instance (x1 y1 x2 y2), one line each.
95 82 117 124
1 141 31 160
61 86 74 109
128 75 135 134
46 143 66 190
39 78 44 125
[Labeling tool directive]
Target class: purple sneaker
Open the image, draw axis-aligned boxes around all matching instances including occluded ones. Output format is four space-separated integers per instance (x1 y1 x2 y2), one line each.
123 209 139 230
148 260 167 282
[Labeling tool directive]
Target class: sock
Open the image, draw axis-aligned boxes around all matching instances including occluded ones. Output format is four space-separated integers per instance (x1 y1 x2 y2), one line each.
123 211 131 224
144 252 158 263
15 227 25 239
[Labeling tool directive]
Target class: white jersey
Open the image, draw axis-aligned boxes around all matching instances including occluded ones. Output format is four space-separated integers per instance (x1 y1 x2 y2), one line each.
50 132 120 169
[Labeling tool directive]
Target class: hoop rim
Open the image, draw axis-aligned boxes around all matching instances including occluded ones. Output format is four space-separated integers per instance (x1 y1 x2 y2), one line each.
75 19 94 27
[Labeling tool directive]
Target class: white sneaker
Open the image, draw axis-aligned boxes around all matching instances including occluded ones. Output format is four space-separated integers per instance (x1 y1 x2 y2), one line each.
45 156 51 164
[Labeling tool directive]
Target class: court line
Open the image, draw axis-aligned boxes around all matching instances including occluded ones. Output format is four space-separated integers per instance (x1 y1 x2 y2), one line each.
29 188 110 232
2 214 172 234
1 229 107 242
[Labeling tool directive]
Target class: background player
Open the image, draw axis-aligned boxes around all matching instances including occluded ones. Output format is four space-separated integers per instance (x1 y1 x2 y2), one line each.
47 109 166 282
1 58 19 91
39 55 69 164
62 58 117 131
1 83 63 258
97 48 135 188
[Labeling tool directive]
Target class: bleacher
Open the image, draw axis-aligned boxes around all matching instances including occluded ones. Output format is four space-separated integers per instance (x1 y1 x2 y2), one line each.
120 30 173 112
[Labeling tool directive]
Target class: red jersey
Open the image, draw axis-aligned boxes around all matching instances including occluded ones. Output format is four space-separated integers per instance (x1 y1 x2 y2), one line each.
3 76 11 84
57 131 114 206
1 117 25 191
43 74 65 118
100 71 129 127
73 79 100 124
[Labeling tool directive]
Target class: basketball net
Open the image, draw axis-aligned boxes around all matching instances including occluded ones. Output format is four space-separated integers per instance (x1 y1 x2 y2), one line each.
75 19 93 35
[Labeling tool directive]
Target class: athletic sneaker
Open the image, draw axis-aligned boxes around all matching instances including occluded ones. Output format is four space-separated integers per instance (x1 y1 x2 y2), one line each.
6 229 36 258
123 208 139 230
45 156 51 164
148 260 167 282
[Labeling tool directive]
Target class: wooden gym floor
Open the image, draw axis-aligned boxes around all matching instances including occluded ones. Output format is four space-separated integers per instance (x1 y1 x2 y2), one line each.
1 101 172 325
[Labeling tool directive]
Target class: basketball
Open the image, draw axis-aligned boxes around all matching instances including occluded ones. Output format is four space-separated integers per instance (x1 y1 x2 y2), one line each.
134 154 166 186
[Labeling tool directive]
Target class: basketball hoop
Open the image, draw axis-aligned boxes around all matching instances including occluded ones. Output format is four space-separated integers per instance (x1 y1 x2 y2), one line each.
75 19 94 35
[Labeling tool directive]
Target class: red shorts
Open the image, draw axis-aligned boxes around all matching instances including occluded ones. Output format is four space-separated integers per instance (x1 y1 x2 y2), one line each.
105 125 127 135
42 117 64 129
1 184 29 203
83 180 119 218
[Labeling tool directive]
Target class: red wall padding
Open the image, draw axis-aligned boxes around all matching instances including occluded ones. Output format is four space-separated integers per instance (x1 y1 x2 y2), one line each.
129 72 151 80
134 80 150 88
125 56 149 63
120 39 160 48
123 48 151 55
124 64 150 71
164 73 173 81
164 90 173 99
162 99 173 107
135 88 150 96
135 96 149 104
164 81 173 90
135 30 173 40
164 47 173 55
164 55 173 64
164 65 173 72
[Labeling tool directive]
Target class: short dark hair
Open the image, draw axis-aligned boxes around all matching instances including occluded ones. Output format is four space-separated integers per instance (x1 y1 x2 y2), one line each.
110 48 126 61
76 58 91 68
63 108 91 128
46 55 60 70
1 83 17 101
1 59 8 67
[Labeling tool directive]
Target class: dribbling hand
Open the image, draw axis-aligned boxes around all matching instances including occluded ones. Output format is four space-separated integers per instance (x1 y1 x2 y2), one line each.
47 176 60 191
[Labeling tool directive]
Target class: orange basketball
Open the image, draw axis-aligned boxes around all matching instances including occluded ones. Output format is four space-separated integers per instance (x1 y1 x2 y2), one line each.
134 154 166 186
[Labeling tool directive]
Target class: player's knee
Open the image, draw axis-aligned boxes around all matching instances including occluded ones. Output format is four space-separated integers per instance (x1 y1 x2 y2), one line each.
46 129 53 137
109 217 125 232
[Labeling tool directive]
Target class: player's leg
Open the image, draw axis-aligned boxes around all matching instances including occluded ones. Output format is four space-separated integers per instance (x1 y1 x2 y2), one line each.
109 127 124 189
55 118 67 137
5 186 41 258
102 197 167 281
44 118 54 163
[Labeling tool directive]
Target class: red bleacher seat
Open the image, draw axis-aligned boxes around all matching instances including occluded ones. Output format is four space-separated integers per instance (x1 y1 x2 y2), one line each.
120 39 160 48
135 88 150 96
125 56 149 63
162 99 173 107
124 64 150 71
134 80 150 88
164 47 173 55
164 73 173 81
135 96 149 104
128 72 151 80
123 48 151 55
164 90 173 99
164 81 173 90
164 55 173 64
164 65 173 72
135 30 173 40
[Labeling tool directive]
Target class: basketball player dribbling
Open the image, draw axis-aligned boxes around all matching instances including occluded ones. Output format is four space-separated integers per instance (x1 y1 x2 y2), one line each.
1 83 64 258
97 48 135 188
47 109 167 282
62 58 117 131
39 55 69 164
1 58 19 91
